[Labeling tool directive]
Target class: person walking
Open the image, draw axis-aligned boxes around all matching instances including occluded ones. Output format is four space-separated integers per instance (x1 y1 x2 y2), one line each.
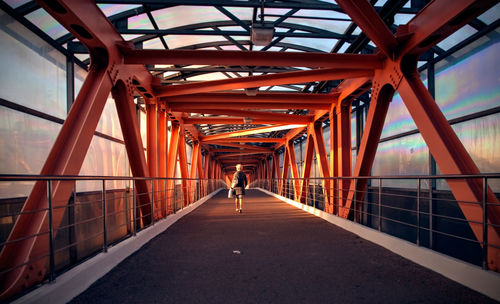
231 164 247 213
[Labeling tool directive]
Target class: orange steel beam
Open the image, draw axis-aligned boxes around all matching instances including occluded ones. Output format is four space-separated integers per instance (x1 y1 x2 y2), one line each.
216 152 271 158
184 117 308 125
201 124 306 142
166 92 338 103
177 130 190 206
189 142 201 203
156 68 373 96
112 81 152 221
207 144 273 152
204 138 285 143
286 141 301 199
169 102 331 111
299 130 315 203
336 0 398 59
146 102 160 215
272 152 280 180
158 106 167 217
336 104 352 210
203 153 210 181
185 109 314 123
400 0 497 56
274 126 308 150
329 107 338 214
280 143 290 196
123 49 383 69
211 148 273 153
167 123 181 212
311 122 332 211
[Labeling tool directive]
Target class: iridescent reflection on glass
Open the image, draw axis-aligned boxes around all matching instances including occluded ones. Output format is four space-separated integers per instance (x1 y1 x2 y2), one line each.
25 8 69 39
97 4 141 17
372 133 429 188
435 40 499 120
437 113 500 192
96 94 124 141
78 136 130 192
381 92 417 138
152 6 230 30
0 12 66 118
0 107 61 198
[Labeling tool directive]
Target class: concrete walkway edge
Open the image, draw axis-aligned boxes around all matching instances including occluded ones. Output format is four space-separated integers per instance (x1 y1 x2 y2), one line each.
13 188 224 304
257 187 500 302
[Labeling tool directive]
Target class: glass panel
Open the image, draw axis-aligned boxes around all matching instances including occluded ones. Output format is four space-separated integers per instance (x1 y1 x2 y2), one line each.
0 11 66 118
287 10 351 33
4 0 30 8
477 3 500 25
96 94 124 141
25 8 69 39
351 112 356 147
0 107 61 198
437 113 500 192
78 136 130 192
436 25 477 51
372 133 429 188
164 35 227 49
97 4 141 17
140 110 147 149
128 13 154 30
152 6 231 30
74 64 87 98
435 39 500 120
280 37 335 52
381 92 417 138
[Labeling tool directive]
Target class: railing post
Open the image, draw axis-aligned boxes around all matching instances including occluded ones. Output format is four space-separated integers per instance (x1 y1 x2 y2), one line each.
429 178 433 250
336 178 340 216
482 177 488 270
102 180 107 253
164 178 167 218
313 182 316 208
151 179 155 225
353 178 357 223
416 178 420 246
132 180 136 236
378 178 382 232
47 179 55 283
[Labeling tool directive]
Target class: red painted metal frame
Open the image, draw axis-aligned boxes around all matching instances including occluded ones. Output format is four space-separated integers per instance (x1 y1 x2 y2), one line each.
2 0 499 299
124 49 383 69
158 105 167 217
157 68 373 96
286 141 301 199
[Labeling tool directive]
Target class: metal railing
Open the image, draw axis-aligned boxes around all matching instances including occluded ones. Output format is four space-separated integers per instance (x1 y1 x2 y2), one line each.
251 174 500 271
0 175 226 299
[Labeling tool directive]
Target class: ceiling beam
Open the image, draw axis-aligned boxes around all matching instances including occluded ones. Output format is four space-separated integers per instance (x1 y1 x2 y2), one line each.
204 143 273 151
201 124 306 142
165 92 338 103
203 138 285 143
169 103 330 111
183 117 309 125
156 68 374 96
212 148 273 153
122 49 383 69
216 151 272 159
336 0 398 59
183 109 314 123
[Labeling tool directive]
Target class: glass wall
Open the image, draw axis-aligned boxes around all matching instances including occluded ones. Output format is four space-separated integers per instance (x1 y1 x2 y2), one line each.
0 8 133 197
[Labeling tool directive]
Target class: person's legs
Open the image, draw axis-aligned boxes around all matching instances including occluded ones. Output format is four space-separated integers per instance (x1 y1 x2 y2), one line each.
238 197 243 212
235 196 239 211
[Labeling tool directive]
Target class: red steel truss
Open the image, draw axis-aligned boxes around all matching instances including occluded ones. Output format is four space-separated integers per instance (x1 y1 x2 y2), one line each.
0 0 498 300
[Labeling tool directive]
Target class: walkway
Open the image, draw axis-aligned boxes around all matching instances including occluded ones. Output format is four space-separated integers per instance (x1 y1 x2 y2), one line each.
70 190 496 303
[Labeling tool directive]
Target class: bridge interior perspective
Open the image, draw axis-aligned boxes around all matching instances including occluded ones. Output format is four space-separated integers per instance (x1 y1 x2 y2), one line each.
0 0 499 302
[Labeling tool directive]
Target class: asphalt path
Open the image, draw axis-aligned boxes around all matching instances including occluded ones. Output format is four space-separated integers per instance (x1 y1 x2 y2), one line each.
70 189 497 303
